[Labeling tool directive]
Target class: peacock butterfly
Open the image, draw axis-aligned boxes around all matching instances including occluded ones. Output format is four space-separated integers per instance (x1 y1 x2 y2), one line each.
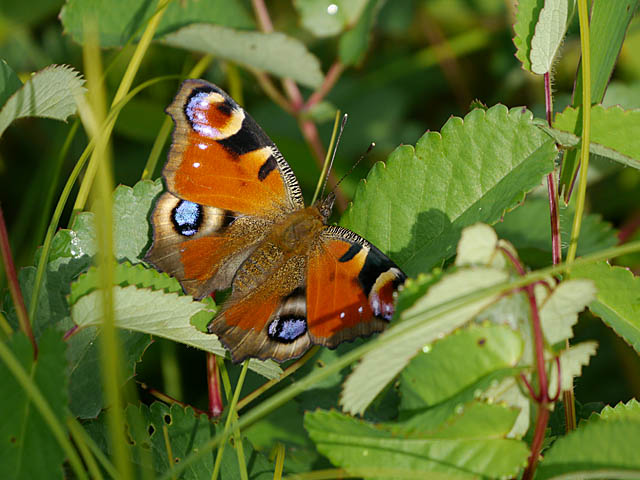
145 79 406 363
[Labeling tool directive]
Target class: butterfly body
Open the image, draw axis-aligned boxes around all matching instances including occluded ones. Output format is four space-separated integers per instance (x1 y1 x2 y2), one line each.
146 79 406 363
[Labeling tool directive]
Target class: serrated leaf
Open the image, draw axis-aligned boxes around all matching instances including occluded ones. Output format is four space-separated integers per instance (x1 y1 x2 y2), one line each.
60 0 254 48
305 406 529 479
341 105 557 276
162 24 323 89
71 285 281 379
63 180 163 262
341 267 509 415
85 402 273 479
0 330 68 480
294 0 370 37
559 0 639 200
539 279 596 345
550 105 640 169
537 399 640 480
69 261 183 305
530 0 570 74
513 0 545 72
570 262 640 353
0 65 85 139
399 323 523 411
0 59 21 107
548 341 597 394
598 398 640 421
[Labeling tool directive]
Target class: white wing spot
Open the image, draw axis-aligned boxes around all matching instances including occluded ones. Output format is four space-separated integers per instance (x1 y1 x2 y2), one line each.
193 162 200 168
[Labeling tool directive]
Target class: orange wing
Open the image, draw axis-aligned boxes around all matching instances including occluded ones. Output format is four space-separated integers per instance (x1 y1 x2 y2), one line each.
306 226 406 347
164 79 303 217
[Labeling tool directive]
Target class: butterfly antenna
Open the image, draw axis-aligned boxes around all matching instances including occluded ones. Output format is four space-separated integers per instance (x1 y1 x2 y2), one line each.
332 141 376 191
312 112 347 204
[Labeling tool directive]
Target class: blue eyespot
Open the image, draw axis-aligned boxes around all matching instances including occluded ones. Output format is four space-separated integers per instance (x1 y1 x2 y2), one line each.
172 200 202 236
268 316 307 343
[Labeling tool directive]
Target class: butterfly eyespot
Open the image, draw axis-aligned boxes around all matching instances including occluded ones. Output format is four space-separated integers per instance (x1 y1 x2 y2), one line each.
172 200 203 236
267 316 307 343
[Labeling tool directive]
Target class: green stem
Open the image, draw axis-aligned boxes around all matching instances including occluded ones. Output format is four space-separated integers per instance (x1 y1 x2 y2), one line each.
66 417 105 480
0 340 88 480
160 239 640 480
67 416 119 479
211 360 250 480
563 0 592 433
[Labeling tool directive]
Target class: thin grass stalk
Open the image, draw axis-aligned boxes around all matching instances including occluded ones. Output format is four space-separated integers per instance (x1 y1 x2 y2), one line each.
73 0 171 211
563 0 593 433
211 360 250 480
81 23 132 479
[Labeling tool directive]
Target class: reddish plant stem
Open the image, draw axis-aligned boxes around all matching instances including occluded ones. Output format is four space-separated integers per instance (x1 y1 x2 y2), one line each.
63 324 79 341
139 382 209 417
250 0 348 211
207 353 224 418
0 204 37 357
544 73 562 266
305 61 345 110
618 210 640 244
522 405 551 480
499 246 555 479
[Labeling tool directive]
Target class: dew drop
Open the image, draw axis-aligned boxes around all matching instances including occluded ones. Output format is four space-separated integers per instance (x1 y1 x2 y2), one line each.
327 3 338 15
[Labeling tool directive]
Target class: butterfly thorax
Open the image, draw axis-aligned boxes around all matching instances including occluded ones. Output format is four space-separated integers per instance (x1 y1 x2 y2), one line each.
230 206 324 295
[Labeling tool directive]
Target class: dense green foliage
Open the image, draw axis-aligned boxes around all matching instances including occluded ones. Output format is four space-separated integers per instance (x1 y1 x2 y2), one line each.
1 0 640 479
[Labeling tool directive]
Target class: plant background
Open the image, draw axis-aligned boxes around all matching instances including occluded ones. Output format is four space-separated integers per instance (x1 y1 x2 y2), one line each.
0 0 639 478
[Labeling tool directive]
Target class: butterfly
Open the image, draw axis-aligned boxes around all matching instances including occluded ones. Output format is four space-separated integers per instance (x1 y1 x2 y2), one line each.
145 79 406 363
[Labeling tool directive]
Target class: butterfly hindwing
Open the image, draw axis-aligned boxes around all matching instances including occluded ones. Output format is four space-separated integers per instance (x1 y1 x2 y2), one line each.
164 79 304 217
306 226 406 348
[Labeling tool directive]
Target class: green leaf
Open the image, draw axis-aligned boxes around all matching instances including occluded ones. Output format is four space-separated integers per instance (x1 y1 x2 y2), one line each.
71 285 281 379
162 24 324 89
559 0 639 199
454 222 504 268
495 195 618 267
598 398 640 421
573 0 639 107
61 180 163 262
570 262 640 353
67 327 151 419
0 59 21 107
340 105 557 276
338 0 382 66
69 261 183 305
305 405 529 479
399 323 523 411
513 0 545 72
294 0 370 37
551 105 640 170
547 341 597 394
530 0 570 75
59 0 254 48
85 402 273 479
537 399 640 480
0 65 85 139
341 266 509 415
539 279 596 345
0 330 68 480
